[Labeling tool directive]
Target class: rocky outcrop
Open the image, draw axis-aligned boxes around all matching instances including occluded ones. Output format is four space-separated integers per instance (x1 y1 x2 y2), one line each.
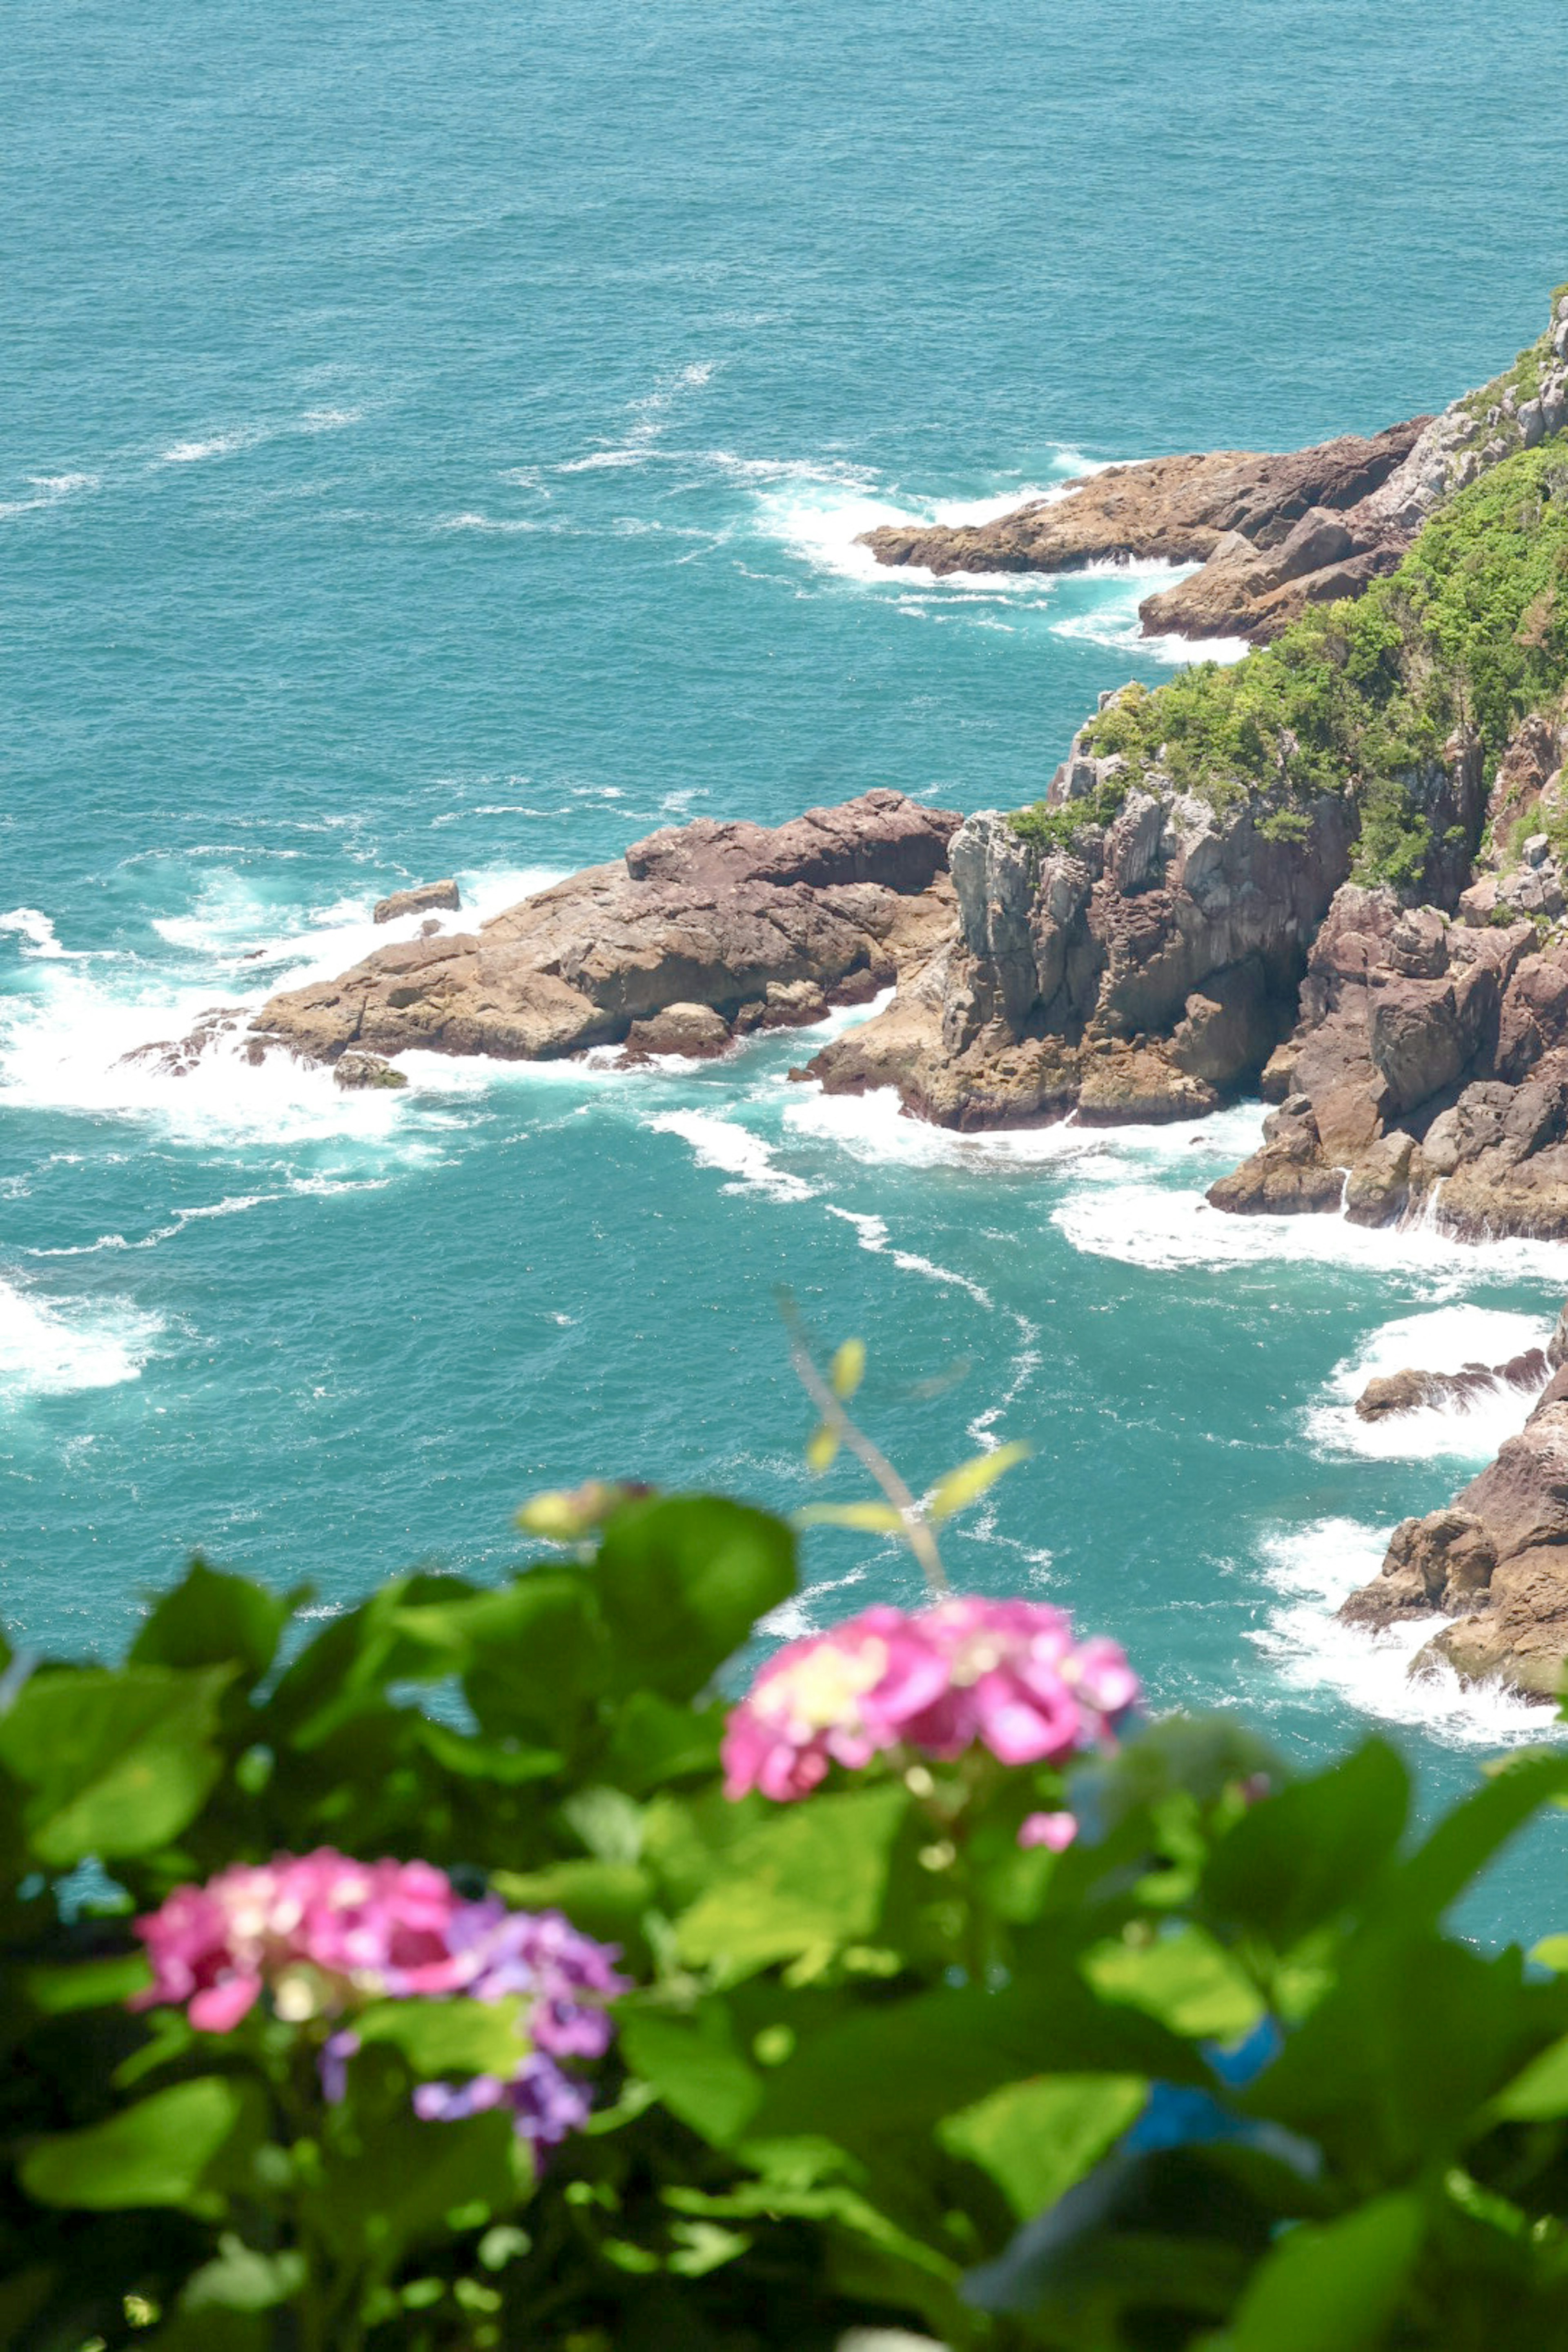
252 793 960 1069
1355 1349 1547 1421
1206 708 1568 1236
1341 1313 1568 1699
808 714 1365 1127
860 424 1427 643
373 880 461 925
860 294 1568 646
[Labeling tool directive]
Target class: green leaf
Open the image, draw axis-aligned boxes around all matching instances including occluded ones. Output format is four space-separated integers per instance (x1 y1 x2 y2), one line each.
1201 1738 1408 1952
1530 1934 1568 1973
676 1782 909 1978
1083 1927 1266 2042
356 1996 530 2078
489 1858 652 1946
1491 2029 1568 2120
594 1495 796 1700
412 1717 563 1784
753 1966 1206 2144
129 1561 294 1685
314 2094 519 2270
619 2002 762 2145
1387 1746 1568 1923
1245 1933 1542 2177
24 1949 153 2013
926 1441 1031 1526
602 1690 725 1793
0 1664 232 1866
1226 2190 1425 2352
938 2075 1147 2220
21 2075 267 2214
793 1501 906 1535
180 2234 307 2314
830 1339 866 1400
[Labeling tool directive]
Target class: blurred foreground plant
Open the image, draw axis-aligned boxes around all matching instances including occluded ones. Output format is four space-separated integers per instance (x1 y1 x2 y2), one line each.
4 1357 1568 2348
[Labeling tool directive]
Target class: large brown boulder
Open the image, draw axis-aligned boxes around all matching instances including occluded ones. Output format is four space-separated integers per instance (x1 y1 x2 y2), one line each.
253 792 961 1068
1340 1362 1568 1700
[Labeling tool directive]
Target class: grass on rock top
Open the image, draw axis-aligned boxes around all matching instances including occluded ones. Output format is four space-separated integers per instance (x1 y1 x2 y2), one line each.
1010 432 1568 892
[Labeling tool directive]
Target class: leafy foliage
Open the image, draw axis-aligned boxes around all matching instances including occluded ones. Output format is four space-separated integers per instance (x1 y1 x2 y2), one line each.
5 1484 1568 2348
1009 434 1568 894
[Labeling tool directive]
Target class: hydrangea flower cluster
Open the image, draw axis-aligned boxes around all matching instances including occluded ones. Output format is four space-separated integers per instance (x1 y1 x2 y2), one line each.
132 1851 626 2158
721 1596 1139 1811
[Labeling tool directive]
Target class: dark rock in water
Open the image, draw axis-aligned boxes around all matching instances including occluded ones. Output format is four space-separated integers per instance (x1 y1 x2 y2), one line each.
122 1006 252 1078
1354 1348 1548 1421
1340 1352 1568 1699
374 880 461 925
253 792 960 1069
333 1051 407 1090
623 1003 733 1059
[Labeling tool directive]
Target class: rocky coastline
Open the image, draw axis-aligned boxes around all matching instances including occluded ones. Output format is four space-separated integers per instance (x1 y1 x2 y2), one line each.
165 283 1568 1709
247 791 960 1072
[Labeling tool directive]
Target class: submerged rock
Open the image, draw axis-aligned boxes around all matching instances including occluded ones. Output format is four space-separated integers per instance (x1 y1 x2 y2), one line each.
1354 1348 1547 1421
333 1051 408 1089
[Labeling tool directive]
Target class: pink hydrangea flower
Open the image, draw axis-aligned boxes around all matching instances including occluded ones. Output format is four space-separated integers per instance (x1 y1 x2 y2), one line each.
132 1850 466 2031
1018 1810 1078 1852
722 1597 1138 1801
131 1855 628 2163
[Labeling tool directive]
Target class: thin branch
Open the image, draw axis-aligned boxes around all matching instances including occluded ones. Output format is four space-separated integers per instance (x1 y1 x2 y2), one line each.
782 1304 949 1595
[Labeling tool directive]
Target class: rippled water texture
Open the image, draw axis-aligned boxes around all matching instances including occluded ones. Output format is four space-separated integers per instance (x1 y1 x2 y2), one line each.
6 0 1568 1936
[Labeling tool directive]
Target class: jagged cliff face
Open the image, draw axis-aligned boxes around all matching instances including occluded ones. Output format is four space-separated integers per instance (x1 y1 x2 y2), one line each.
807 721 1489 1130
818 287 1568 1155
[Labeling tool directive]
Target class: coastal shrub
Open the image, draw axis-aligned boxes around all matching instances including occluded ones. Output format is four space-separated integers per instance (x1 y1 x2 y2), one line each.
9 1405 1568 2346
1013 433 1568 895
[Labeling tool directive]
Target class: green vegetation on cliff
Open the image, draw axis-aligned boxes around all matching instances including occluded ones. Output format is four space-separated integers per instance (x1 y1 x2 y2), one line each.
1011 436 1568 890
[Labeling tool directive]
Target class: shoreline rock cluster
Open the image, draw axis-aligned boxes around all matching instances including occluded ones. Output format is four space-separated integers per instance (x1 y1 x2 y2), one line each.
251 792 959 1069
858 298 1567 646
860 422 1429 645
1340 1309 1568 1698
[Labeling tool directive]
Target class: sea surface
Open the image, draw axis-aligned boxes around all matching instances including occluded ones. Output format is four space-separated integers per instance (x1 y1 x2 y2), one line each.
6 0 1568 1940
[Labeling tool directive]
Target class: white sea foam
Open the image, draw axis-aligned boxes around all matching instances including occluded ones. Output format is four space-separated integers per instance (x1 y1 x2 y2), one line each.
1054 1175 1568 1287
645 1109 816 1203
785 1081 1265 1176
0 909 68 959
1251 1517 1557 1747
1305 1305 1554 1463
0 1276 163 1403
0 471 99 521
822 1205 993 1305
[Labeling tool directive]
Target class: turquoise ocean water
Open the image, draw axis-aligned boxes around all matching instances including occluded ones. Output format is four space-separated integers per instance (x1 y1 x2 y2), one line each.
7 1 1568 1935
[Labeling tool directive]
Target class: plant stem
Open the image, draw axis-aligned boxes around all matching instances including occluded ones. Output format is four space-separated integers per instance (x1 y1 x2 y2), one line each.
784 1316 949 1594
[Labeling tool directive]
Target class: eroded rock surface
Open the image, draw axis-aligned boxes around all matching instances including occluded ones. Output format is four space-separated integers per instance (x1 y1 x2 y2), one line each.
860 294 1568 646
254 792 960 1067
860 425 1427 643
808 715 1367 1127
1355 1349 1548 1421
373 880 461 925
1341 1310 1568 1699
1209 712 1568 1238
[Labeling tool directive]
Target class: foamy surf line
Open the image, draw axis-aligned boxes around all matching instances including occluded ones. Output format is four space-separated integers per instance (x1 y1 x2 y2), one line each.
1054 1180 1568 1288
1250 1517 1557 1748
0 1276 163 1404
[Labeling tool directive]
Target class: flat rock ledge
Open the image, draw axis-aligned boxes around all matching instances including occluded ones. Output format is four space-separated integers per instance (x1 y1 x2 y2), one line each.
252 791 961 1068
859 421 1428 644
1341 1309 1568 1701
